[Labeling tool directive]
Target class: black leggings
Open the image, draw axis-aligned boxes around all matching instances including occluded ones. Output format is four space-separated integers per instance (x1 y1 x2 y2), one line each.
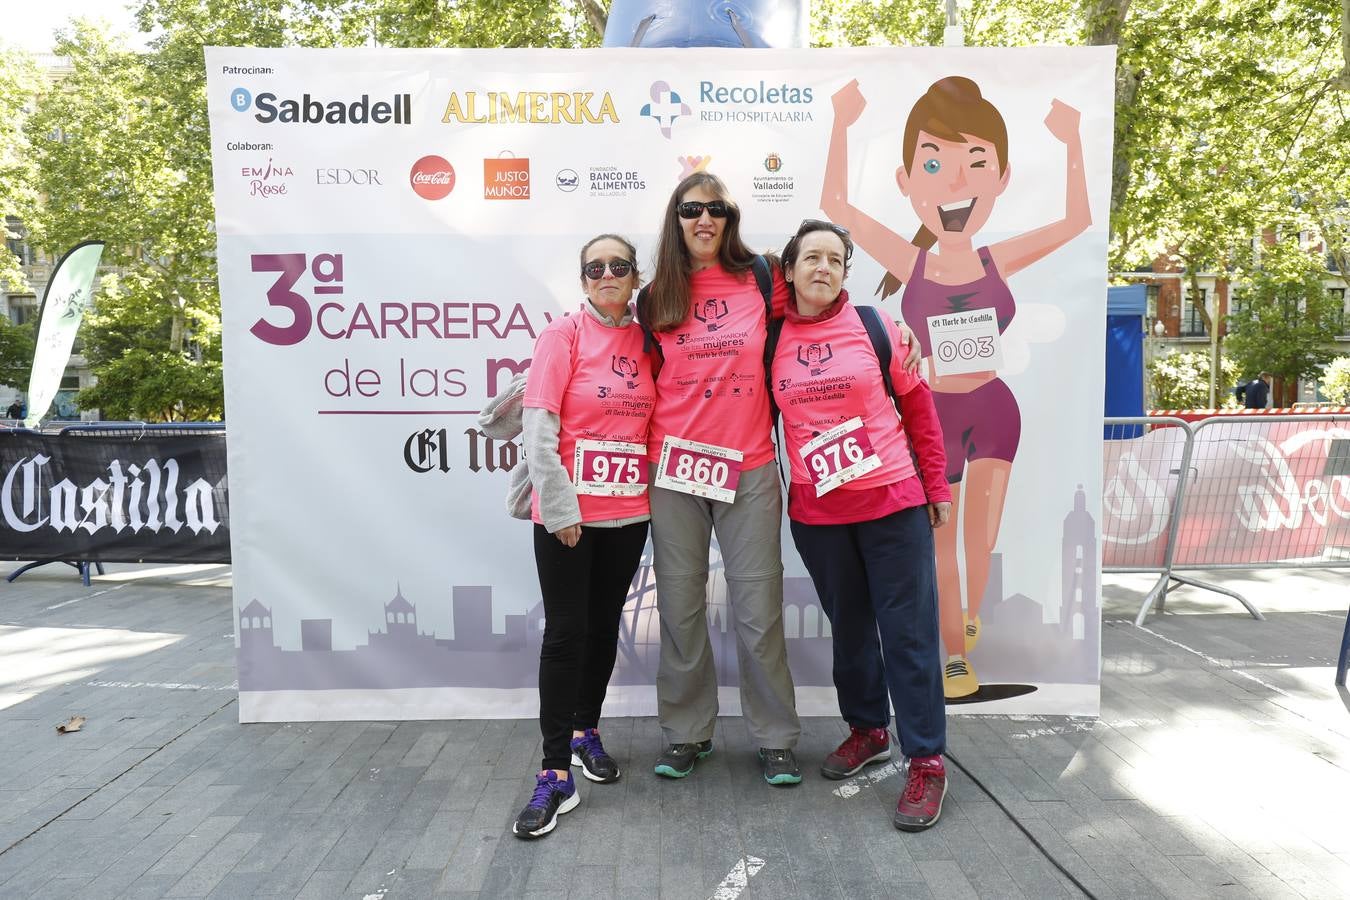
534 521 649 770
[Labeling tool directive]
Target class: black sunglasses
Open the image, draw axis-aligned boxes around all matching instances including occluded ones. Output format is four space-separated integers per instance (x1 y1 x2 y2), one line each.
676 200 730 220
582 258 634 280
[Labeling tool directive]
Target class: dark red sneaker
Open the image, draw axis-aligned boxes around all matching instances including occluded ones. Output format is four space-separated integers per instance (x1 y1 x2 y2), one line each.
820 726 891 780
893 756 946 832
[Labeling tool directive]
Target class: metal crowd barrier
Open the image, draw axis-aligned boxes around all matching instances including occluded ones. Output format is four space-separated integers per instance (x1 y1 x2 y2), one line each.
1105 414 1350 627
59 421 226 438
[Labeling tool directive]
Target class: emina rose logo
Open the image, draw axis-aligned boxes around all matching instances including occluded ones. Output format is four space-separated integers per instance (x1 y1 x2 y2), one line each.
410 156 455 200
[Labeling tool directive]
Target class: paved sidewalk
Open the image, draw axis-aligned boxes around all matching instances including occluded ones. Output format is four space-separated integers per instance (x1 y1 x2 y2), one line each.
0 562 1347 899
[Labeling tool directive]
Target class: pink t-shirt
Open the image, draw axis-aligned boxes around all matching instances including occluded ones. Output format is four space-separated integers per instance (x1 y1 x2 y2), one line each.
524 308 656 523
646 263 789 468
772 302 926 495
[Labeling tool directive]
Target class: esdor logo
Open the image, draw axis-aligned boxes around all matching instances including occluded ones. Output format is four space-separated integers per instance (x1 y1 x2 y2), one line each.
410 156 455 200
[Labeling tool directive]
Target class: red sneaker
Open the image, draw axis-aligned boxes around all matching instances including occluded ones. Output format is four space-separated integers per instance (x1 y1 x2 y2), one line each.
820 726 891 780
893 756 946 832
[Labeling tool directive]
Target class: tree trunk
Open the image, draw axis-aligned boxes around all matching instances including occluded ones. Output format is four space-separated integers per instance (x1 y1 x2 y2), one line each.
170 310 185 355
1335 0 1350 90
1085 0 1137 231
579 0 607 39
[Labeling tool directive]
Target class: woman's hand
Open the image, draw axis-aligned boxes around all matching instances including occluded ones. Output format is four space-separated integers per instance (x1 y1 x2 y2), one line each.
1044 99 1081 144
894 320 921 372
554 524 582 547
928 502 951 528
831 79 866 128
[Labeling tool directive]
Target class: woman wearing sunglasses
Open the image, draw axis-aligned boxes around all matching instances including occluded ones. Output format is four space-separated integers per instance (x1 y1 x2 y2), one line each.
512 234 655 839
772 219 951 831
637 172 814 785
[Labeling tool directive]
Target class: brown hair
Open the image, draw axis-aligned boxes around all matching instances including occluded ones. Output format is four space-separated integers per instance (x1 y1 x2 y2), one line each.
579 233 641 284
878 77 1009 299
643 172 757 333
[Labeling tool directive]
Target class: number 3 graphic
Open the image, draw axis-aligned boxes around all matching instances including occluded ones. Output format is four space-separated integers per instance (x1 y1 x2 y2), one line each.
249 254 312 346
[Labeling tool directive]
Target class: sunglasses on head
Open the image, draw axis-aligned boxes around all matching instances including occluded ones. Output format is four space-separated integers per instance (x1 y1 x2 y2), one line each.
676 200 730 220
581 258 634 280
797 218 850 237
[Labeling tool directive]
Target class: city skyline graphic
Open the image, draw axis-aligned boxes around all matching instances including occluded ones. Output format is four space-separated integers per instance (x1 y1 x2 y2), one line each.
237 488 1099 692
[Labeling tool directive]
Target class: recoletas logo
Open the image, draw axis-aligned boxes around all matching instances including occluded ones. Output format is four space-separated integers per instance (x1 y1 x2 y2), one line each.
230 86 412 125
640 81 690 139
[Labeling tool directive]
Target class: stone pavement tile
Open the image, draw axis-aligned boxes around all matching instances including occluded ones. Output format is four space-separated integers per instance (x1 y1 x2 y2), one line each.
1081 854 1171 899
916 858 979 900
26 875 90 899
143 815 242 878
400 729 451 769
222 823 302 875
162 831 261 898
442 825 502 892
70 827 184 900
202 871 281 899
478 863 531 898
384 867 444 899
443 763 495 813
1105 802 1205 857
346 826 425 894
568 863 615 896
294 867 352 899
1250 851 1349 900
252 826 344 897
141 785 243 836
1167 855 1264 898
118 872 179 898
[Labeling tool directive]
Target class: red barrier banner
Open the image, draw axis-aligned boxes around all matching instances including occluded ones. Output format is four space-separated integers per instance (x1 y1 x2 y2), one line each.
1104 420 1350 568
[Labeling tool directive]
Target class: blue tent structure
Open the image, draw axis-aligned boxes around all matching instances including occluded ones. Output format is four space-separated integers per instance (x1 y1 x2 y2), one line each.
1105 284 1146 436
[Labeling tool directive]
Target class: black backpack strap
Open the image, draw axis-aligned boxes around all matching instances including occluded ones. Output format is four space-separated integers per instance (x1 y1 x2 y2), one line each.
634 284 664 380
857 305 898 411
763 314 787 487
751 254 773 321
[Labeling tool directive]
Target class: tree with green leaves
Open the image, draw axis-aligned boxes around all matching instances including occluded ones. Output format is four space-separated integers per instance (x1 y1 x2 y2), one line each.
1224 238 1342 406
1147 349 1239 409
0 46 40 293
0 315 35 390
1319 354 1350 403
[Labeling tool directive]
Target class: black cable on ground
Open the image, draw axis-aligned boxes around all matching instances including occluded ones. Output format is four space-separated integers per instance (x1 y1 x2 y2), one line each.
944 748 1101 900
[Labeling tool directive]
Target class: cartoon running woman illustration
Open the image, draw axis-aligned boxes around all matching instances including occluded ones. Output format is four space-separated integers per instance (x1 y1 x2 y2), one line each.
822 76 1090 699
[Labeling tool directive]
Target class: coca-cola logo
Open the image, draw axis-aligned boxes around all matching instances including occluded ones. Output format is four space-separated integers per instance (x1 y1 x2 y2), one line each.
410 155 455 200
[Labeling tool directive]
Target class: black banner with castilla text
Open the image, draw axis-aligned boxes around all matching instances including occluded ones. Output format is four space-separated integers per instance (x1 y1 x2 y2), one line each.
0 431 230 563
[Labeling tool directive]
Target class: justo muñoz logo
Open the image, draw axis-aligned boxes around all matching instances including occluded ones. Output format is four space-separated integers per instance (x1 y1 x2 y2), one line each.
410 156 455 200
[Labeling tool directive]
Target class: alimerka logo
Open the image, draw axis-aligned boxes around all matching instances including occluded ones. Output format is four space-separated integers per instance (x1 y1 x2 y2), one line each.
441 91 619 124
231 87 412 125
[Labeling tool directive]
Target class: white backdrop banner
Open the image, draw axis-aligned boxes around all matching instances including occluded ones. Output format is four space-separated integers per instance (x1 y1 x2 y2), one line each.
205 46 1113 722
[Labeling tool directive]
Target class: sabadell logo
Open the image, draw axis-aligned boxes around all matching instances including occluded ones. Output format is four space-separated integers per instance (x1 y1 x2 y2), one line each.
410 156 455 200
229 86 412 125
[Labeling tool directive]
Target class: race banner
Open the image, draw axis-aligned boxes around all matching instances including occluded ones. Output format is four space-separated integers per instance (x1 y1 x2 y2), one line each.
206 46 1114 721
25 241 104 427
0 431 229 562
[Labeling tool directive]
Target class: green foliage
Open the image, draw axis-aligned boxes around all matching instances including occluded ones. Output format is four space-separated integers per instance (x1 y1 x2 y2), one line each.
75 349 222 421
0 314 35 389
0 47 41 292
1319 355 1350 404
1148 349 1240 410
1224 239 1342 389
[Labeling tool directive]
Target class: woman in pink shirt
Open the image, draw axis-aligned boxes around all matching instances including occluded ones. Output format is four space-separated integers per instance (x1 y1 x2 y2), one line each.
772 219 952 831
512 234 656 840
637 172 805 785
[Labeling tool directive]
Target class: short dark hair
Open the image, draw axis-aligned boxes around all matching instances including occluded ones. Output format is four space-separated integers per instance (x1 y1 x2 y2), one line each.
781 219 853 275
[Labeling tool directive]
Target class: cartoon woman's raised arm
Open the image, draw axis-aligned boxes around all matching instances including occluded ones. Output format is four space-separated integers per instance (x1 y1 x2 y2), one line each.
821 80 919 285
989 100 1092 278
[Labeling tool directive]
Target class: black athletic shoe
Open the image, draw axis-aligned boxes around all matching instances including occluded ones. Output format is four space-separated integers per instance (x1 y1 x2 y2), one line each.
570 728 620 783
511 771 578 839
758 748 802 786
653 740 713 778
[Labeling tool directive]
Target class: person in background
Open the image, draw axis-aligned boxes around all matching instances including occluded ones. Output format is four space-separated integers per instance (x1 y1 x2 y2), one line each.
5 397 21 419
1234 372 1272 409
511 234 655 839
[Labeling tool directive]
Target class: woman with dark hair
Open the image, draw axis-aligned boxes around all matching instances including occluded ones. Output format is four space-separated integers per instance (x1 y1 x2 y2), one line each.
822 76 1091 700
511 234 655 839
637 172 805 785
772 219 951 831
